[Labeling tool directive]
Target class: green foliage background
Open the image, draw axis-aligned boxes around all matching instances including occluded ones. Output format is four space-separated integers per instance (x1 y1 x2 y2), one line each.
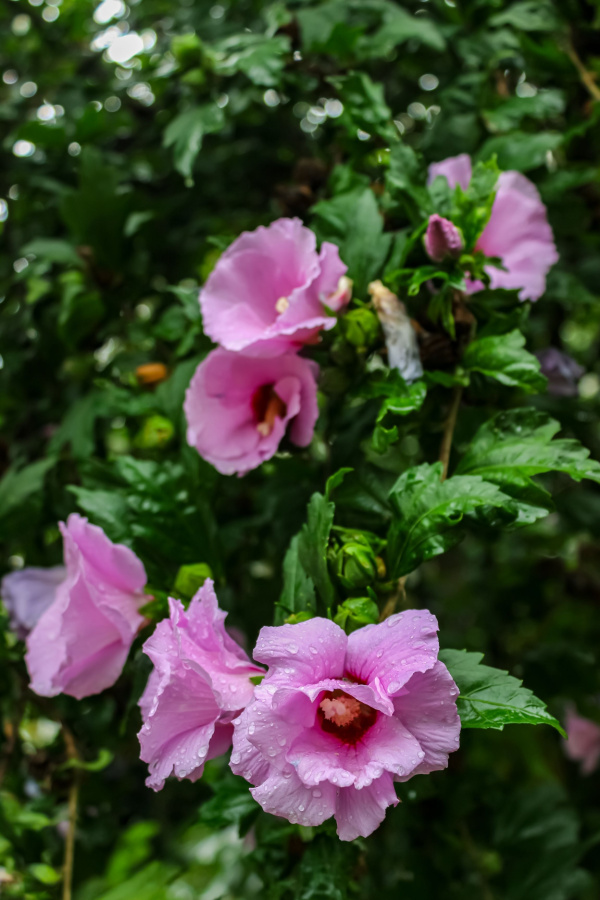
1 0 600 897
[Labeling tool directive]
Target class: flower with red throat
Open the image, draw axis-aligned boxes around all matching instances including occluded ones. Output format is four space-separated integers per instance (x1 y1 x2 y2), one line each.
184 348 319 476
230 613 460 841
138 579 263 790
199 217 351 357
427 154 557 301
25 514 148 699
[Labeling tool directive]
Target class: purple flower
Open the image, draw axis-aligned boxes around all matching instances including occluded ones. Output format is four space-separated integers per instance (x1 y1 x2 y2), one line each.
231 613 460 841
428 154 558 301
1 566 66 639
184 348 319 476
199 217 351 357
138 579 263 790
563 706 600 775
536 348 584 397
424 214 464 263
25 514 148 699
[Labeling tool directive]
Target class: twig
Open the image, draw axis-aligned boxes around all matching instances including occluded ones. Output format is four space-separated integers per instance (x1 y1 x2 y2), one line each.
62 727 80 900
438 385 463 481
565 39 600 103
380 576 407 620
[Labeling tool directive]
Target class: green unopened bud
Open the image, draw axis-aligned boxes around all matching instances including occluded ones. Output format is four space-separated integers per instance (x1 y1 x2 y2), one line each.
342 308 381 349
334 597 379 633
134 415 174 449
173 563 212 599
332 537 378 590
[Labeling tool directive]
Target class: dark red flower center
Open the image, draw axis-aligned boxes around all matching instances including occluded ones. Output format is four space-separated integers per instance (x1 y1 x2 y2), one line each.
251 384 287 437
317 688 377 745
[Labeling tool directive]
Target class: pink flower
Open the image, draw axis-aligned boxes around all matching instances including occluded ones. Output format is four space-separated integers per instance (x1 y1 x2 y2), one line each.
563 706 600 775
230 612 460 841
184 348 319 476
1 566 66 639
199 217 351 356
25 514 148 700
427 154 558 301
424 214 464 263
138 579 263 790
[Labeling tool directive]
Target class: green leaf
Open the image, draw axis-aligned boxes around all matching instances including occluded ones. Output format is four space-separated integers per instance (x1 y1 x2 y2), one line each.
92 862 179 900
278 535 317 623
277 492 337 621
327 71 397 143
163 105 225 179
70 487 130 543
456 409 600 523
440 648 564 734
325 468 354 500
483 89 565 133
297 493 337 611
297 1 348 50
386 143 431 216
312 188 392 295
29 863 62 885
58 275 104 347
199 773 260 831
477 132 562 172
490 1 561 31
387 462 513 577
0 458 55 537
21 238 83 268
462 330 547 393
212 33 290 86
358 2 446 56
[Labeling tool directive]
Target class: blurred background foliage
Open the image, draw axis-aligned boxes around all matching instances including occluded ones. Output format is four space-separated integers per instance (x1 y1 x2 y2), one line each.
1 0 600 897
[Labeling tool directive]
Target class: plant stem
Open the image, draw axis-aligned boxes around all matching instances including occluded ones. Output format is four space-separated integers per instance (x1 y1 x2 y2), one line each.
439 385 463 481
380 576 407 620
62 727 80 900
565 39 600 102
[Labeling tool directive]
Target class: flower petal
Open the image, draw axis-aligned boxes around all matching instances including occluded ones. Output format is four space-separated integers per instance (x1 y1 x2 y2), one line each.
334 772 399 841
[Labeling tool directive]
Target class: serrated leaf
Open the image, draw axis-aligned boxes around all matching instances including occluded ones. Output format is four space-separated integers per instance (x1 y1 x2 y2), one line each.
490 1 560 31
163 104 225 179
277 534 317 623
387 462 513 577
456 409 600 523
477 131 562 173
297 493 336 611
212 33 289 86
327 71 397 144
440 648 564 734
312 188 392 295
463 330 547 392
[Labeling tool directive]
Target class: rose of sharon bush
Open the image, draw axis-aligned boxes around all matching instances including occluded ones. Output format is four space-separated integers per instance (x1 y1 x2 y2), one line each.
231 612 460 841
1 566 66 639
427 154 557 301
184 348 319 476
200 217 351 356
26 515 148 699
138 579 263 790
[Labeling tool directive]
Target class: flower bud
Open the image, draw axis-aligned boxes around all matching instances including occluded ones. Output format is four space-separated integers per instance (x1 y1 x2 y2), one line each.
334 597 380 633
331 537 379 590
424 214 464 263
342 308 381 349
